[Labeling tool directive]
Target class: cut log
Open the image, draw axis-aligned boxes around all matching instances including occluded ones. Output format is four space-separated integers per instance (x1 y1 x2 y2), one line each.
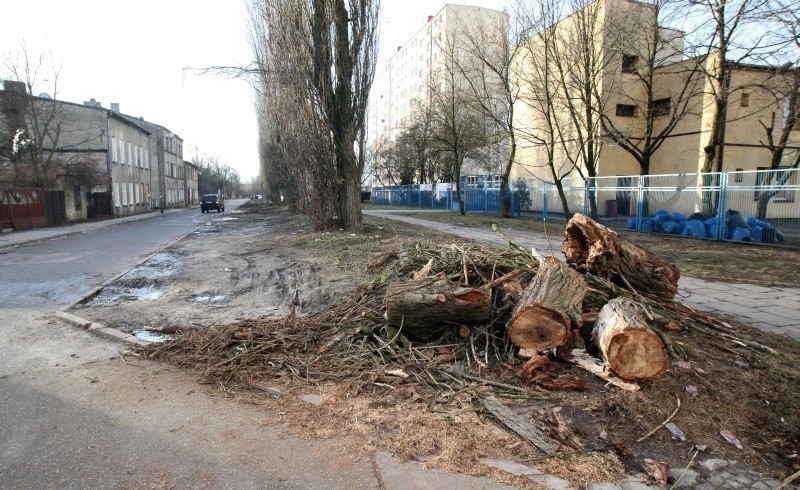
562 213 680 300
385 277 491 339
508 257 587 352
593 298 668 380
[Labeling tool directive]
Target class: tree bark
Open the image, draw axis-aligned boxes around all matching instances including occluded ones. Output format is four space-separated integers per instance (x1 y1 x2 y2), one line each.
593 297 668 381
562 213 680 300
508 257 587 352
385 277 491 339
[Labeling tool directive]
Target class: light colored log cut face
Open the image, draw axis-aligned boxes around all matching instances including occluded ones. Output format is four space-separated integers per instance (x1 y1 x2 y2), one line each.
606 330 667 380
509 306 567 351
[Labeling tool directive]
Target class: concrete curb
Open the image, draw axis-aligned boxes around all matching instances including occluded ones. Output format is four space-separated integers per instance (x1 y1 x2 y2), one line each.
56 210 210 346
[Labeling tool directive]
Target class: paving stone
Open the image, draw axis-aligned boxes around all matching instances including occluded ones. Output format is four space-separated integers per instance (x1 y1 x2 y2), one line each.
618 479 657 490
479 458 541 476
700 458 730 472
527 473 575 490
706 473 726 486
376 451 512 489
669 468 700 487
586 484 621 490
750 481 772 490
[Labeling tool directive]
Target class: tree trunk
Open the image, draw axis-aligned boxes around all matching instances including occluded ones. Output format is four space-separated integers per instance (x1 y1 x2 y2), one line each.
562 213 680 300
385 276 491 339
508 257 587 352
593 297 668 381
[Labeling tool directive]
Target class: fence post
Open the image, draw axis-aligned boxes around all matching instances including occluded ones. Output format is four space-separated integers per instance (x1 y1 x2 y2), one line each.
583 179 591 215
543 182 549 221
636 175 645 231
715 173 729 242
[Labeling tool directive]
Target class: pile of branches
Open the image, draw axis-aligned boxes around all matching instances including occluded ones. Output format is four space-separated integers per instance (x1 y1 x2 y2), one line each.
142 242 544 399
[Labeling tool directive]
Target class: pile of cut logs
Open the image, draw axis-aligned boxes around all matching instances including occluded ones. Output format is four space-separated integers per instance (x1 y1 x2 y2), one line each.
385 214 680 387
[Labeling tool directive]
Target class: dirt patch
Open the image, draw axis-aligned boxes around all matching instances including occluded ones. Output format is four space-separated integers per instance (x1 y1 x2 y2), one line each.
72 204 800 488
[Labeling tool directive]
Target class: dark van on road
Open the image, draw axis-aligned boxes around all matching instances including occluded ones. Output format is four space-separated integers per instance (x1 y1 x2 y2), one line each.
201 194 225 213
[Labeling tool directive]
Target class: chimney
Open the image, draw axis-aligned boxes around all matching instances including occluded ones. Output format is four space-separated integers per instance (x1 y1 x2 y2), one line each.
397 46 401 51
428 15 433 22
83 98 102 108
1 80 27 95
110 102 120 112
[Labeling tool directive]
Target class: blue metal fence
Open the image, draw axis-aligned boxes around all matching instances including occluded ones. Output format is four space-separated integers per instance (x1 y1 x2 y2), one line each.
370 169 800 248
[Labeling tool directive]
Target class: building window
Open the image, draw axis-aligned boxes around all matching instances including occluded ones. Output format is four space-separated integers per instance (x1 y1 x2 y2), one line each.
650 98 671 117
616 104 637 117
740 93 750 107
754 167 796 202
111 137 118 162
734 168 744 183
621 54 638 74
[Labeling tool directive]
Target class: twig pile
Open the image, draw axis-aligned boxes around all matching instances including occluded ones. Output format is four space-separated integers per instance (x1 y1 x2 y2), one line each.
142 242 541 398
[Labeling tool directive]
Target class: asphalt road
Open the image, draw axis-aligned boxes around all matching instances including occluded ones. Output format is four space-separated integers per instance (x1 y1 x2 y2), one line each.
0 201 377 488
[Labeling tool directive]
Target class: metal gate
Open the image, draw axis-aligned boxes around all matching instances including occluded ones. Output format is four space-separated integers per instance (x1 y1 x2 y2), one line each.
44 190 66 226
0 188 47 230
86 191 111 219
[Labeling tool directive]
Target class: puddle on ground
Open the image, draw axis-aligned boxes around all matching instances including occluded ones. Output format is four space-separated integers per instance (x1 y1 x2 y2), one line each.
123 252 180 280
87 284 164 305
193 294 228 304
193 223 220 235
132 330 170 343
213 217 239 221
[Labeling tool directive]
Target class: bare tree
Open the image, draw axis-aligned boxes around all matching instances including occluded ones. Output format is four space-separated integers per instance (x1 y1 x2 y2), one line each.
752 0 800 218
429 29 493 215
514 0 576 216
247 0 379 231
455 8 521 217
1 46 104 189
599 0 706 176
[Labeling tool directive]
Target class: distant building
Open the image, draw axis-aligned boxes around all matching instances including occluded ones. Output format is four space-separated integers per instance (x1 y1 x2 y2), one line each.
184 160 199 205
116 112 187 210
0 80 191 225
368 5 509 183
512 0 800 182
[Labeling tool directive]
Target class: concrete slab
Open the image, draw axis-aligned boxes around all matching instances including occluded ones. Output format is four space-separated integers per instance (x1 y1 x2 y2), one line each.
376 451 512 489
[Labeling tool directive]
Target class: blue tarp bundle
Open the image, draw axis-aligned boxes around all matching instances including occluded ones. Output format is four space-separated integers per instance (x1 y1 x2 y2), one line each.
623 208 781 244
661 221 685 235
681 220 708 237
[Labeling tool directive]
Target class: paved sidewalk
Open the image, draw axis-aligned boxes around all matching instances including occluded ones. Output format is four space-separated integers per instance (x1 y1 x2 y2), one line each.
365 209 800 341
0 208 186 251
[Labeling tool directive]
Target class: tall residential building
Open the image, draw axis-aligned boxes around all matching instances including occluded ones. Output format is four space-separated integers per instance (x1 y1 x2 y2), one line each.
512 0 799 184
368 4 509 181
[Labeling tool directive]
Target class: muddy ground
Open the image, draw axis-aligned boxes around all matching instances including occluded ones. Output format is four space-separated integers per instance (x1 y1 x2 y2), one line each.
70 202 800 489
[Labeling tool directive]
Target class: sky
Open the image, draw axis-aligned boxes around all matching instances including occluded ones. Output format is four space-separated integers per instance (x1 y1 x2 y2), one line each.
1 1 508 181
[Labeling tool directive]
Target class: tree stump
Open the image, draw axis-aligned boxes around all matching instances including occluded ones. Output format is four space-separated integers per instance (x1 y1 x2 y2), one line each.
562 213 680 300
593 297 668 380
385 277 491 339
508 257 587 352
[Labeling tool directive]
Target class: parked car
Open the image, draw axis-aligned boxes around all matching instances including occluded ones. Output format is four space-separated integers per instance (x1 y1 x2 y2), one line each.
201 194 225 213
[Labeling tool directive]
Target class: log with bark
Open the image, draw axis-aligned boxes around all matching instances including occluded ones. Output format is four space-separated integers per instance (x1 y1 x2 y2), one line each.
593 297 668 380
385 276 492 339
508 257 587 352
562 213 680 300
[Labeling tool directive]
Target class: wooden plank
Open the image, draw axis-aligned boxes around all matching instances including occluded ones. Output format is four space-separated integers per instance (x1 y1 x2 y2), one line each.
483 397 559 454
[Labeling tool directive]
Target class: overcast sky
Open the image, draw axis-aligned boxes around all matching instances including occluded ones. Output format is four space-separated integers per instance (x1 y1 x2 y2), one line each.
1 1 507 181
